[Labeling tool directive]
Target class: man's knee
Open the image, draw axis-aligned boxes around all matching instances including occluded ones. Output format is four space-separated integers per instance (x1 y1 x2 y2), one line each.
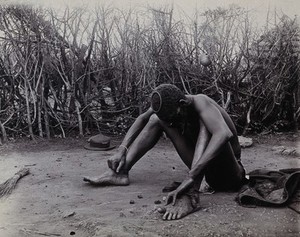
142 114 164 140
146 114 163 130
148 114 178 135
148 114 162 126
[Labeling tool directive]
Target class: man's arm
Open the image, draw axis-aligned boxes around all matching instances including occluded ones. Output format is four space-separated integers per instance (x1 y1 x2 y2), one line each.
108 108 154 172
192 119 210 167
188 96 233 179
166 96 233 205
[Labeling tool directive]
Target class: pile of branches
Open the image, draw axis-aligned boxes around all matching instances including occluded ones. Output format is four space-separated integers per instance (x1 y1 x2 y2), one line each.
0 5 299 142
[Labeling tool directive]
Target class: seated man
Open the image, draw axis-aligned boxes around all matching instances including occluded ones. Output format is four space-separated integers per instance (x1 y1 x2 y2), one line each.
84 84 246 220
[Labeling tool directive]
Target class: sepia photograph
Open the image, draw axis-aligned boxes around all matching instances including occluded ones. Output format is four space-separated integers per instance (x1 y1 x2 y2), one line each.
0 0 299 236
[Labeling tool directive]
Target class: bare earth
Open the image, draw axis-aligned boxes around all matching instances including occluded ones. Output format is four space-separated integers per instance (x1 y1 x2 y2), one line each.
0 133 299 237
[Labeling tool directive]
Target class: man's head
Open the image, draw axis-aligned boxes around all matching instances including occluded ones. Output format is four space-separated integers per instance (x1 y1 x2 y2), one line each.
150 84 188 123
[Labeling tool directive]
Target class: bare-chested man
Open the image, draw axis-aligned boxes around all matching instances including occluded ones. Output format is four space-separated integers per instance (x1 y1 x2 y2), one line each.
84 84 246 220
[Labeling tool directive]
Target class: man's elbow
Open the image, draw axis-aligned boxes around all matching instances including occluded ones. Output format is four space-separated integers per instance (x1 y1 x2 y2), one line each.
220 129 233 142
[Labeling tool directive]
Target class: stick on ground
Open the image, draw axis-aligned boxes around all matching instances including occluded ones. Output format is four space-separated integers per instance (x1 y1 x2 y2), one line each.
0 168 30 198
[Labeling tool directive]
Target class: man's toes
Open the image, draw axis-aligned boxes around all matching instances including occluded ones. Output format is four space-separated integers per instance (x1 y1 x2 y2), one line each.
171 212 178 220
176 209 184 220
162 207 183 220
163 211 171 220
162 212 167 220
83 176 102 184
168 212 173 221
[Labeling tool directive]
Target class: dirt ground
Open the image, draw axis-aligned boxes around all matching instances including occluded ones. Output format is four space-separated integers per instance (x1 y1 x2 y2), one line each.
0 133 299 237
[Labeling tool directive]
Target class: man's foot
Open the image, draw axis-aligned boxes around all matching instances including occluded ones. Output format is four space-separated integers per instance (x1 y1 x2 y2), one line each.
83 169 129 186
157 194 200 221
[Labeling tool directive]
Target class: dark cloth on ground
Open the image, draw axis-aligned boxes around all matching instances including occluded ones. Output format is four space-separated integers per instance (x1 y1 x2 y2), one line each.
236 168 300 214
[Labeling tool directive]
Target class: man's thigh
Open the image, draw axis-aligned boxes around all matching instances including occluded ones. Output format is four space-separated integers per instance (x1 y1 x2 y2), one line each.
162 124 196 169
204 143 245 191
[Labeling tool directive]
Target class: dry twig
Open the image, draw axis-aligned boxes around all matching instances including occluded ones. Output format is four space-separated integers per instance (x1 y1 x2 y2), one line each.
0 168 30 198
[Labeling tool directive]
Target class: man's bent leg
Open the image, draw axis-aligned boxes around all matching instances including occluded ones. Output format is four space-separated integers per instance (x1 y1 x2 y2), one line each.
157 121 206 220
84 115 163 186
122 115 163 172
161 121 210 189
159 122 195 169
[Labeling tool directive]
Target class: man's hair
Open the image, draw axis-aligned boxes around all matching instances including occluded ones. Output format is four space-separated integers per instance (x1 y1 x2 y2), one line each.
150 84 185 122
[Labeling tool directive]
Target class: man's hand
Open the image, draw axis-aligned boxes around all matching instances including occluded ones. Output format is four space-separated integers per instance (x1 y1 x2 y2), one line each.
107 152 126 173
165 178 194 206
165 189 179 206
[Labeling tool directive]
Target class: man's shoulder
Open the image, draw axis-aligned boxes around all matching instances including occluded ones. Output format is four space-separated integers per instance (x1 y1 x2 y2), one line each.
188 94 209 99
194 94 209 99
189 94 211 105
188 94 212 114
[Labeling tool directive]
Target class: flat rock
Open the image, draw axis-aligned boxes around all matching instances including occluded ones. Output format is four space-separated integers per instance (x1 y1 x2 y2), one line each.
238 136 253 148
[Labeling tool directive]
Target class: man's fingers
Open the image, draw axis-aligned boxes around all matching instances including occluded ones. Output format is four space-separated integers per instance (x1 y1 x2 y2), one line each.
116 159 125 173
172 199 176 206
165 195 172 206
166 192 177 206
165 194 177 206
107 160 112 169
107 160 117 171
172 194 177 206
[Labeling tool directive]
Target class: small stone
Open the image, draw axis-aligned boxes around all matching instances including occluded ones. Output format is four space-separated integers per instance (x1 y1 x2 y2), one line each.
154 200 161 204
63 211 76 218
137 194 143 199
119 212 126 217
129 200 135 204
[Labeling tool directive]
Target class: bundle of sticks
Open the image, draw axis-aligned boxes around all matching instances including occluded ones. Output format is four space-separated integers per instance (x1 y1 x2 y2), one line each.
0 168 30 198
